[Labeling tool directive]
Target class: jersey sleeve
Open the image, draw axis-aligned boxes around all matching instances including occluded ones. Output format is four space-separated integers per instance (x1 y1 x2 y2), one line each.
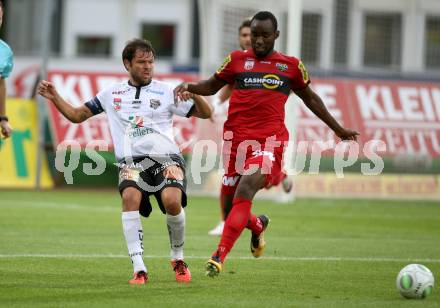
290 60 311 91
84 86 110 115
214 51 237 84
84 96 104 115
170 100 195 118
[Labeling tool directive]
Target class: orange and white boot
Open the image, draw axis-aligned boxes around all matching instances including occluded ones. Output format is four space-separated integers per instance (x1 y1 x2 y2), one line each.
171 260 191 283
128 271 148 285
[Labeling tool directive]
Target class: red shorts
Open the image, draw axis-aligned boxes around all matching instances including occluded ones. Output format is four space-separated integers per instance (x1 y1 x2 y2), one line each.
221 138 286 195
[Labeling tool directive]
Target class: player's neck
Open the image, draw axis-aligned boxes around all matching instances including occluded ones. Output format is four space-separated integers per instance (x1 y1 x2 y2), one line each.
128 79 151 87
253 49 276 59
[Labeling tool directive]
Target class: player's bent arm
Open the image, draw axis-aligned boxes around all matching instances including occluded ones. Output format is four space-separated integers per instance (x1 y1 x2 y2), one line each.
50 94 94 123
294 87 359 141
294 86 345 136
191 94 213 119
186 76 226 96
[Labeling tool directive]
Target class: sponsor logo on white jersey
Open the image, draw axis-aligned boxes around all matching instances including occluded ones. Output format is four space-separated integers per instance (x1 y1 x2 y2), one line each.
132 99 142 108
146 89 164 95
150 99 161 110
112 88 131 95
113 98 121 111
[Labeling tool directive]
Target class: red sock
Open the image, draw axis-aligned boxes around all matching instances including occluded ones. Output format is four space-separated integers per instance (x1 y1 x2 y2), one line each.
246 214 263 234
215 198 252 262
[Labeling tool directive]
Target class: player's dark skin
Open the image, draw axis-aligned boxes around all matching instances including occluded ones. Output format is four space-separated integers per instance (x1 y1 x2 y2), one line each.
174 18 359 201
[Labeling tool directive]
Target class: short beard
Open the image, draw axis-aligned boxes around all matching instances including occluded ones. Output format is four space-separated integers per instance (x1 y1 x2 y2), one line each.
254 50 270 58
132 74 151 87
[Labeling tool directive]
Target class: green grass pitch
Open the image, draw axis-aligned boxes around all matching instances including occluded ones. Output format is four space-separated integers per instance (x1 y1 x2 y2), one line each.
0 190 439 307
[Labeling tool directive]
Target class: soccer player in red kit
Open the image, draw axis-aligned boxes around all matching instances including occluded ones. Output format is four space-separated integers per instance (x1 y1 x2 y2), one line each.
208 18 293 237
174 11 359 277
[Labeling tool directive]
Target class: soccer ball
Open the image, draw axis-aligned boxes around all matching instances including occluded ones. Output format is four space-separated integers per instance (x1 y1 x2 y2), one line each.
396 264 435 299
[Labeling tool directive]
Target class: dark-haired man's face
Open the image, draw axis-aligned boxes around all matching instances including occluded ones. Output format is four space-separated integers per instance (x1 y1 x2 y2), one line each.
250 19 279 58
238 26 251 50
124 49 154 86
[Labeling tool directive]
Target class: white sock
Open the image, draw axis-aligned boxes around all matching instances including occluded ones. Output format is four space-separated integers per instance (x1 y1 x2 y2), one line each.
122 211 147 273
166 209 185 260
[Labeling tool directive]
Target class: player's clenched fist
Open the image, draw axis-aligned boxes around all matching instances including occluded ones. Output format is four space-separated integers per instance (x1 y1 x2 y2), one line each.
336 128 360 142
37 80 58 100
173 82 189 101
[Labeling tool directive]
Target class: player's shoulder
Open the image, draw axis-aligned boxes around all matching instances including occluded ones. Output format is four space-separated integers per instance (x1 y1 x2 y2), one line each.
0 39 13 78
150 79 173 90
0 40 14 66
275 52 311 85
106 80 130 92
275 51 301 65
229 49 250 60
148 79 175 97
0 39 13 58
98 80 130 98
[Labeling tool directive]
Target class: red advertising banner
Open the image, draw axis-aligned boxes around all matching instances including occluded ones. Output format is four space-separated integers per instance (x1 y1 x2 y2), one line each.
347 80 440 157
297 78 440 157
46 71 440 157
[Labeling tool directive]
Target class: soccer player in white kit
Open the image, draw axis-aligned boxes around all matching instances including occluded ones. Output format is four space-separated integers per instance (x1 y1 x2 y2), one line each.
38 39 212 284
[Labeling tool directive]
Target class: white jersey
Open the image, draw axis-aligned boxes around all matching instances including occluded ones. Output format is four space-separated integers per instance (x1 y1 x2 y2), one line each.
85 80 194 161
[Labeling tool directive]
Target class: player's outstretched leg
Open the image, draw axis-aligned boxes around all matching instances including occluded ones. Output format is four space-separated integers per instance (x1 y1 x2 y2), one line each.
206 171 264 277
250 214 270 258
206 198 252 277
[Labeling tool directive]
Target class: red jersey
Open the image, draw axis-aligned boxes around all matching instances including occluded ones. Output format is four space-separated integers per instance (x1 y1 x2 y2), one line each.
215 49 310 143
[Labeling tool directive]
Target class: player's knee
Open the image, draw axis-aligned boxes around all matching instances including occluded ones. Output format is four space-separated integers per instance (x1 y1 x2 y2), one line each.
162 195 180 208
161 188 182 215
164 200 182 216
121 187 142 210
